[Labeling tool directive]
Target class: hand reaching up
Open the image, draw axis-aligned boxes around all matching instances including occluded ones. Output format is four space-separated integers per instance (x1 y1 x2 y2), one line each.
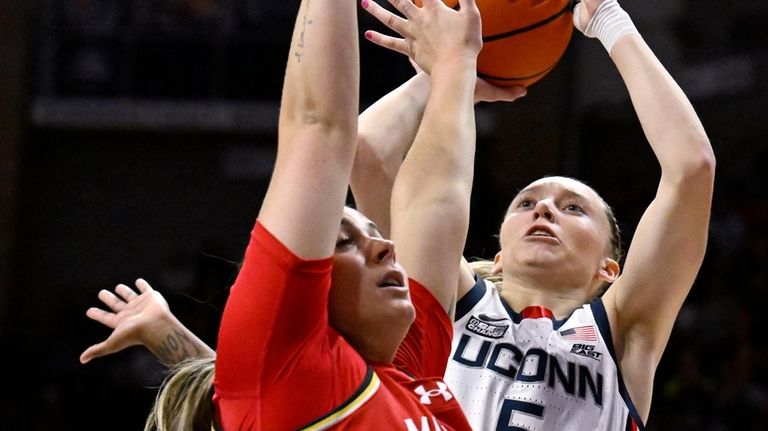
80 278 214 366
362 0 483 74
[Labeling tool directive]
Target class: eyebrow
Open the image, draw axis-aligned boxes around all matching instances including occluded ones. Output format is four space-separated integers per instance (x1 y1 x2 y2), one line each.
340 219 383 238
517 184 589 202
364 221 383 238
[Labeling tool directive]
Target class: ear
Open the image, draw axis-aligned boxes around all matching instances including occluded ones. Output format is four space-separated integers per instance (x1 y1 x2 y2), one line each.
492 252 503 274
597 257 620 283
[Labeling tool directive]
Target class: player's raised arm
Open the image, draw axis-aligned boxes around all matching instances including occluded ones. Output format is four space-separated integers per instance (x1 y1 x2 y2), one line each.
363 0 481 312
574 0 715 419
215 0 361 409
257 0 360 259
351 72 432 238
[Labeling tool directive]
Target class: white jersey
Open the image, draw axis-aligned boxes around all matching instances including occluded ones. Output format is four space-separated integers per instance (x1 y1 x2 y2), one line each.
444 276 644 431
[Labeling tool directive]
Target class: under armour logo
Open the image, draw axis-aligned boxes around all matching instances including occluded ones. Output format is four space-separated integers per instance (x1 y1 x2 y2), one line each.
414 382 453 405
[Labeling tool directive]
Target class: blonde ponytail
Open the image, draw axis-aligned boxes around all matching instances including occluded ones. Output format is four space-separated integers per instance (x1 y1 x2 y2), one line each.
145 357 216 431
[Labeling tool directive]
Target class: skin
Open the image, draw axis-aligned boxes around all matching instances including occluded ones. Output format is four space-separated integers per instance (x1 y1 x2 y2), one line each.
79 278 215 365
490 176 620 315
327 207 414 363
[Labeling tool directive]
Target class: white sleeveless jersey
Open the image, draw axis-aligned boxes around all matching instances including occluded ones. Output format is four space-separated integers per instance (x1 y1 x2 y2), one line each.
444 277 644 431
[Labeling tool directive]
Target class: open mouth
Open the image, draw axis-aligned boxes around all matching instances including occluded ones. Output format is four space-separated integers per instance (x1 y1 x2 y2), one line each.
525 225 558 240
378 270 405 288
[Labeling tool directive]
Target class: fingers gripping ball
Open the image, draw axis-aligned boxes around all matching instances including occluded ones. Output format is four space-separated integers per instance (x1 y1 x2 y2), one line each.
415 0 575 87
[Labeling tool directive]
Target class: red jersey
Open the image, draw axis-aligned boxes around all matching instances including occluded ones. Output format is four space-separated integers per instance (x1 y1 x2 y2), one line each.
214 221 471 431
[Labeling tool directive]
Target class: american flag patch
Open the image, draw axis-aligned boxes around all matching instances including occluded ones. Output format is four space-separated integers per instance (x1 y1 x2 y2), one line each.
559 325 598 342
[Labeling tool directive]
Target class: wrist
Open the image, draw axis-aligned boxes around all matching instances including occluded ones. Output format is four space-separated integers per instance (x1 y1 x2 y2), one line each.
431 56 477 79
581 0 639 54
140 309 176 346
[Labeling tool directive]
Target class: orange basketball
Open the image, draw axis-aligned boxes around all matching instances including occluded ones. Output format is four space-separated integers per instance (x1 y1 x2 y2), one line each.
414 0 574 87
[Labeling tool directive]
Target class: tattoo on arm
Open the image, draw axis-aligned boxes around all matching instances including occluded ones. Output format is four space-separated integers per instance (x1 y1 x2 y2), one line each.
294 2 313 63
153 329 204 365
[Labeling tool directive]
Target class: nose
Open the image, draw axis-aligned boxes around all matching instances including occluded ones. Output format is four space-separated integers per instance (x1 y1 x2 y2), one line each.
368 237 396 263
533 199 555 222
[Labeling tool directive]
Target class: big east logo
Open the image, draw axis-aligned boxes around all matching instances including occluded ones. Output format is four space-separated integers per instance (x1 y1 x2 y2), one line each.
570 343 602 360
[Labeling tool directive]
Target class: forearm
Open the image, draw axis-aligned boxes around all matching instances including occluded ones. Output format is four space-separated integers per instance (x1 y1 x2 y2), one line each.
610 35 714 179
351 73 431 236
280 0 359 132
398 58 478 204
391 57 477 309
259 0 360 259
144 313 215 366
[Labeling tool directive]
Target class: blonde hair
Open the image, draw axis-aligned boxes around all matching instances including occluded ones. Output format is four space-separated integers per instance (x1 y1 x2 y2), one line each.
468 260 502 289
144 357 216 431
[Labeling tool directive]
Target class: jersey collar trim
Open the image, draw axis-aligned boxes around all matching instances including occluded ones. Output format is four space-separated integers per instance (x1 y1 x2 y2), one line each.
455 274 487 321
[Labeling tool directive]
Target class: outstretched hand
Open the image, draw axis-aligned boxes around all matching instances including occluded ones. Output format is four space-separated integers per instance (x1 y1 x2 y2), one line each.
80 279 171 364
368 0 524 103
362 0 483 75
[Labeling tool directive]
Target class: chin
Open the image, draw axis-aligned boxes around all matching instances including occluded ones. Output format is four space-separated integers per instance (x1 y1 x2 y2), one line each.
385 300 415 330
515 253 564 269
404 302 416 322
394 298 416 319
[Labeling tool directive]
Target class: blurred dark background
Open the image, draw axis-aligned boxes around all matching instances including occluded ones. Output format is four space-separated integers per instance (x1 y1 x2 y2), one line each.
0 0 767 429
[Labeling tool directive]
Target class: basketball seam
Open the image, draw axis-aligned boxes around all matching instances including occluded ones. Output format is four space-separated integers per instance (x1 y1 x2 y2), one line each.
483 2 572 43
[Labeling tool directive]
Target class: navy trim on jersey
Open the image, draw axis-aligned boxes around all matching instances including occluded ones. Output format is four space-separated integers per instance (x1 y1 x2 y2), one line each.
591 298 646 430
461 274 575 329
625 415 640 431
455 274 487 321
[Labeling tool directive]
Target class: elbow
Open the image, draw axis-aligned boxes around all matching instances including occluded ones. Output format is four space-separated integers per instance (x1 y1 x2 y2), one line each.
672 133 716 184
283 93 358 137
300 111 357 136
353 136 397 184
688 139 716 182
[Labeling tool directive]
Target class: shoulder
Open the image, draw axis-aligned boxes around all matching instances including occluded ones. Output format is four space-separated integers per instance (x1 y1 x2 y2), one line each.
455 274 498 321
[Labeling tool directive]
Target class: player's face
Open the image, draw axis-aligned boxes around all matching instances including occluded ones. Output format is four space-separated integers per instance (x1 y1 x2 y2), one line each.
498 177 615 290
327 208 415 359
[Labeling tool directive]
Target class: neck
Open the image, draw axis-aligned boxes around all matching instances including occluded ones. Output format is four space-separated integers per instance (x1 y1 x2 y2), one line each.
348 326 406 365
499 272 595 319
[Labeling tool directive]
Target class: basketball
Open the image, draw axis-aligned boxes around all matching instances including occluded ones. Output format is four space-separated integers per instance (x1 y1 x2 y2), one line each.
415 0 574 87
